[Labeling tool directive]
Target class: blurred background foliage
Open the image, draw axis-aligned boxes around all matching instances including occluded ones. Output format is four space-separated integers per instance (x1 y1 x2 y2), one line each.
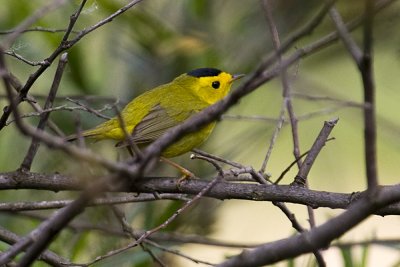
1 0 400 266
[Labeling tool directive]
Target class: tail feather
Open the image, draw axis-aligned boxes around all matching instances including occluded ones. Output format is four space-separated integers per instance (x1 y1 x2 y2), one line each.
65 132 97 142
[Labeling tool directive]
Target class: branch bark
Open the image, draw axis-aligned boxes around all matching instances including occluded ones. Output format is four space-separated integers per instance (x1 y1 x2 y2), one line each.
0 171 399 216
217 184 400 267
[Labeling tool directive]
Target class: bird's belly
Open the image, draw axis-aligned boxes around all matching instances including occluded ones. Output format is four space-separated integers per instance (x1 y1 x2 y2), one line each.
161 122 216 158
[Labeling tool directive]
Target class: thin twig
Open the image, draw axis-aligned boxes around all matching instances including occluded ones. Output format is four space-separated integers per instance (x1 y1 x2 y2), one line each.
329 7 363 64
113 203 216 267
3 50 48 66
5 102 118 126
292 92 365 108
191 154 224 175
260 0 289 174
192 149 243 168
114 105 142 159
0 26 77 35
275 137 335 184
144 239 214 266
0 193 190 211
262 2 325 265
0 94 118 103
20 53 68 171
67 0 145 45
296 105 354 121
1 0 67 48
110 205 166 267
5 72 65 136
11 210 259 249
275 151 309 184
66 97 114 120
292 118 339 186
222 114 280 123
84 176 221 266
259 96 286 173
192 150 269 184
329 2 379 191
258 0 336 71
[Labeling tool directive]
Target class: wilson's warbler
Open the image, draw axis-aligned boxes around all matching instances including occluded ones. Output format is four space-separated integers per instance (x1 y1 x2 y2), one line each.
67 68 244 158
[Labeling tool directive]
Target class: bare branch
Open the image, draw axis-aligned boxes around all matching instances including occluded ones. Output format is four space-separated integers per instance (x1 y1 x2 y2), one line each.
329 7 363 64
292 92 365 107
292 118 339 186
20 53 68 171
361 0 378 190
192 149 243 168
0 193 190 211
217 185 400 267
260 0 336 68
0 226 70 266
0 26 77 35
329 3 379 190
109 205 167 266
3 50 48 66
1 171 399 216
66 97 114 120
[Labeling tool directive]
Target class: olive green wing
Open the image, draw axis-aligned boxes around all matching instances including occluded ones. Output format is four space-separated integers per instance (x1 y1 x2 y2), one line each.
117 104 192 146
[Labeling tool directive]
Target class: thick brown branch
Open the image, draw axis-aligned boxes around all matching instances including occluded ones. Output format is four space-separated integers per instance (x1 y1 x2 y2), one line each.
217 184 400 267
0 171 399 216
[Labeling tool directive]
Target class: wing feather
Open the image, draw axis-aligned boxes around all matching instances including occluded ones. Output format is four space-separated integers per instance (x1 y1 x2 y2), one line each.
132 104 180 143
117 104 192 147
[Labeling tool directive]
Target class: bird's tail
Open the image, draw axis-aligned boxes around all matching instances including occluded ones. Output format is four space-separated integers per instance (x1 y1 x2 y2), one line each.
64 131 98 142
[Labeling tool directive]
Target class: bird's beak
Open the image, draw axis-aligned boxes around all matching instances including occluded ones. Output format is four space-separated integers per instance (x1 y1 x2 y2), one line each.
230 73 245 83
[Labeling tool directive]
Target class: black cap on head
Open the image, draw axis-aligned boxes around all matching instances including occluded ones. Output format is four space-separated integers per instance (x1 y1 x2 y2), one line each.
187 68 222 78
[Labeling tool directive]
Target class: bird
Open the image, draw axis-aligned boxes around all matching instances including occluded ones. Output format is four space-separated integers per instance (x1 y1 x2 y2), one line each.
66 67 244 170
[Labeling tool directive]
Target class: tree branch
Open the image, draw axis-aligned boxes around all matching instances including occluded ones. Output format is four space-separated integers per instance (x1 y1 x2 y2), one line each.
0 171 399 216
0 226 70 267
217 184 400 267
20 53 68 171
361 0 378 190
329 2 379 190
292 118 338 186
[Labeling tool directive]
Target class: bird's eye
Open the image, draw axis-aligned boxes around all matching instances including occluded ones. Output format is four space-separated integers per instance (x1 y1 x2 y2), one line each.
212 81 220 89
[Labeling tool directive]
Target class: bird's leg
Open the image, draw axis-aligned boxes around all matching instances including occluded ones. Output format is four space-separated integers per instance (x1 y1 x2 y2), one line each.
126 147 134 157
160 157 195 185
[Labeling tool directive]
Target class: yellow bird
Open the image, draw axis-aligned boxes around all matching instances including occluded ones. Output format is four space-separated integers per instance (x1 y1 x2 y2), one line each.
66 68 244 158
